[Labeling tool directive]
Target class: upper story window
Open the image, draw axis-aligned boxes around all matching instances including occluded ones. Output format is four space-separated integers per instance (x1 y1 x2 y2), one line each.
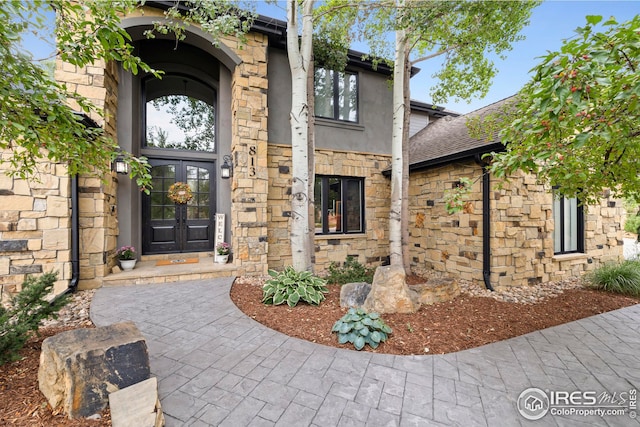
553 190 584 254
144 75 216 152
314 176 364 235
314 68 358 122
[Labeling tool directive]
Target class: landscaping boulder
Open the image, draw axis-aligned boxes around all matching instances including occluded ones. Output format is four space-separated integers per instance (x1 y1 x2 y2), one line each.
109 377 164 427
340 282 371 308
362 265 419 313
38 321 150 419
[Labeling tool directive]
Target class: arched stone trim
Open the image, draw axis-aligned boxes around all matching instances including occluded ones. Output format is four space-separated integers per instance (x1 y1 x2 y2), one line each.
119 16 242 71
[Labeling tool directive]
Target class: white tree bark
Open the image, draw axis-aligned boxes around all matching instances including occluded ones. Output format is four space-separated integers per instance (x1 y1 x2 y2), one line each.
287 0 314 271
389 21 407 268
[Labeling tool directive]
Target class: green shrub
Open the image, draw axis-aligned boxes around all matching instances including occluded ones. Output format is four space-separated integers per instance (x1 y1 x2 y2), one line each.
585 260 640 297
624 214 640 235
0 272 68 365
326 256 375 285
262 266 328 307
332 308 392 350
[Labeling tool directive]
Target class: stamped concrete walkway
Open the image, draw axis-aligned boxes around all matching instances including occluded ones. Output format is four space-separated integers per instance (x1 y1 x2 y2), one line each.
91 278 640 427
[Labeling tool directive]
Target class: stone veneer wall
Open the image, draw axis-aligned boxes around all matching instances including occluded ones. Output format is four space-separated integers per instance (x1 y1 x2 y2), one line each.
267 144 391 273
221 33 270 276
0 158 72 299
0 57 120 295
409 160 625 289
54 55 120 290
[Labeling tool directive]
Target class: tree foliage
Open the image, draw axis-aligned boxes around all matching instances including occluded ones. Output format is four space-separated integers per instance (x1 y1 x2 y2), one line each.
477 15 640 205
1 0 253 190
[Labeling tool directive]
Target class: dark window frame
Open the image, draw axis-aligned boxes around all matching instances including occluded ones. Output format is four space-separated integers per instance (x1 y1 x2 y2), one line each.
314 68 359 123
315 176 365 235
553 189 585 255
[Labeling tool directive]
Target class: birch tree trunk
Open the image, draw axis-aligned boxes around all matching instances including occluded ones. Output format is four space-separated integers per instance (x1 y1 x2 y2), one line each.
389 23 407 268
307 56 316 266
401 46 412 272
287 0 314 271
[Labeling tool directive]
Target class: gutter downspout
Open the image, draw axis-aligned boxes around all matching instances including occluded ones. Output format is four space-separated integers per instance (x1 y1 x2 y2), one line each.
69 174 80 293
475 154 494 291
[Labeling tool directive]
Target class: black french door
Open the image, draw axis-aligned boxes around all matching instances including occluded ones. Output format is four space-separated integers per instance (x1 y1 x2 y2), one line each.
142 159 215 254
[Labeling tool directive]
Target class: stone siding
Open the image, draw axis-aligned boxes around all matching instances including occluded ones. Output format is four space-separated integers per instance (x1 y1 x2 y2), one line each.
409 160 625 289
222 32 270 276
267 144 391 273
54 48 120 290
0 158 71 298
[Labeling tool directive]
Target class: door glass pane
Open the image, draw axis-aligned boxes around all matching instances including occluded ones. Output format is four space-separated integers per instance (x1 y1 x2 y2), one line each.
145 76 216 152
185 166 210 220
328 178 341 232
345 179 362 232
150 165 176 220
151 206 163 220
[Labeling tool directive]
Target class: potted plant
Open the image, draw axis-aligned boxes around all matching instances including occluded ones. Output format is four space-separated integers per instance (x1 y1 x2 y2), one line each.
215 242 230 264
116 245 137 271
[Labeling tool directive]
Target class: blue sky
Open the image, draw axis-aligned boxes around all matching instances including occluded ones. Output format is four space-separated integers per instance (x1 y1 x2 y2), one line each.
23 1 639 114
253 1 639 113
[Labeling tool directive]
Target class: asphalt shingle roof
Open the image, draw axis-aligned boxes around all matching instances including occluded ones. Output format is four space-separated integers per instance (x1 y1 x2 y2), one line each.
408 96 515 170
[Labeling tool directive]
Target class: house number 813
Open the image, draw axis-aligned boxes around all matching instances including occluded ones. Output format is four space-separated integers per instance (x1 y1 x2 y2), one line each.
249 145 256 177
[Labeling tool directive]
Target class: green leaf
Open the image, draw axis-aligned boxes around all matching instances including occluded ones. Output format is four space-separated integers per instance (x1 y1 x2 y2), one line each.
287 292 300 307
273 293 285 305
370 331 381 343
354 336 365 350
339 323 352 334
332 321 342 332
586 15 603 25
338 334 349 344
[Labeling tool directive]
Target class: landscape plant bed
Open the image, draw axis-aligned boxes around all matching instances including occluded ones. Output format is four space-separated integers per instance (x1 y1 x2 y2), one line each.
230 279 640 355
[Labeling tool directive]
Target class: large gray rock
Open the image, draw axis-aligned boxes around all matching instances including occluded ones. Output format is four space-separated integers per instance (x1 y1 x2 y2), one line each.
362 265 419 313
38 321 150 419
340 282 372 308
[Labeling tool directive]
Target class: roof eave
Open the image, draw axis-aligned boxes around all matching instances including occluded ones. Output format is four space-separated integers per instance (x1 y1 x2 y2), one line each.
382 143 505 177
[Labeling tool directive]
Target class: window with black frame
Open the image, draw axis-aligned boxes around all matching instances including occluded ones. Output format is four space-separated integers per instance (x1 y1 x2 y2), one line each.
314 68 358 122
314 176 364 234
552 189 584 254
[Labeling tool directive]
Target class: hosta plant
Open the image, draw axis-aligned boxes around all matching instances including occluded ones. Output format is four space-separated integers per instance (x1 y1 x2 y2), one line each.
332 308 392 351
262 267 328 307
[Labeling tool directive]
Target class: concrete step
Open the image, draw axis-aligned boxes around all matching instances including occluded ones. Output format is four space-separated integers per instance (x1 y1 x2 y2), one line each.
104 257 236 287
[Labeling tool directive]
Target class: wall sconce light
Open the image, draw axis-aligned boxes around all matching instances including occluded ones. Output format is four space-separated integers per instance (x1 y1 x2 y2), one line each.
112 155 129 175
221 155 233 179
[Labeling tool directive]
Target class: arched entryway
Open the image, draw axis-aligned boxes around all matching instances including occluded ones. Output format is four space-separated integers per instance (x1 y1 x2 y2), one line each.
115 21 238 257
141 74 217 254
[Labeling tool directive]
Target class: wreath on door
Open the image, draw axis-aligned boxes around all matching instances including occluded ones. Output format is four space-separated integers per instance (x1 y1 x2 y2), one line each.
167 182 193 204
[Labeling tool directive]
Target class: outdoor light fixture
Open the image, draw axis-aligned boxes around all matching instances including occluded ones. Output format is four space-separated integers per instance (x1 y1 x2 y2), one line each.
220 155 233 179
112 155 129 175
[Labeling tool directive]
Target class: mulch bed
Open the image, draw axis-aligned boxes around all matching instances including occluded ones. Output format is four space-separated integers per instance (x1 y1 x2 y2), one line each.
230 281 640 355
